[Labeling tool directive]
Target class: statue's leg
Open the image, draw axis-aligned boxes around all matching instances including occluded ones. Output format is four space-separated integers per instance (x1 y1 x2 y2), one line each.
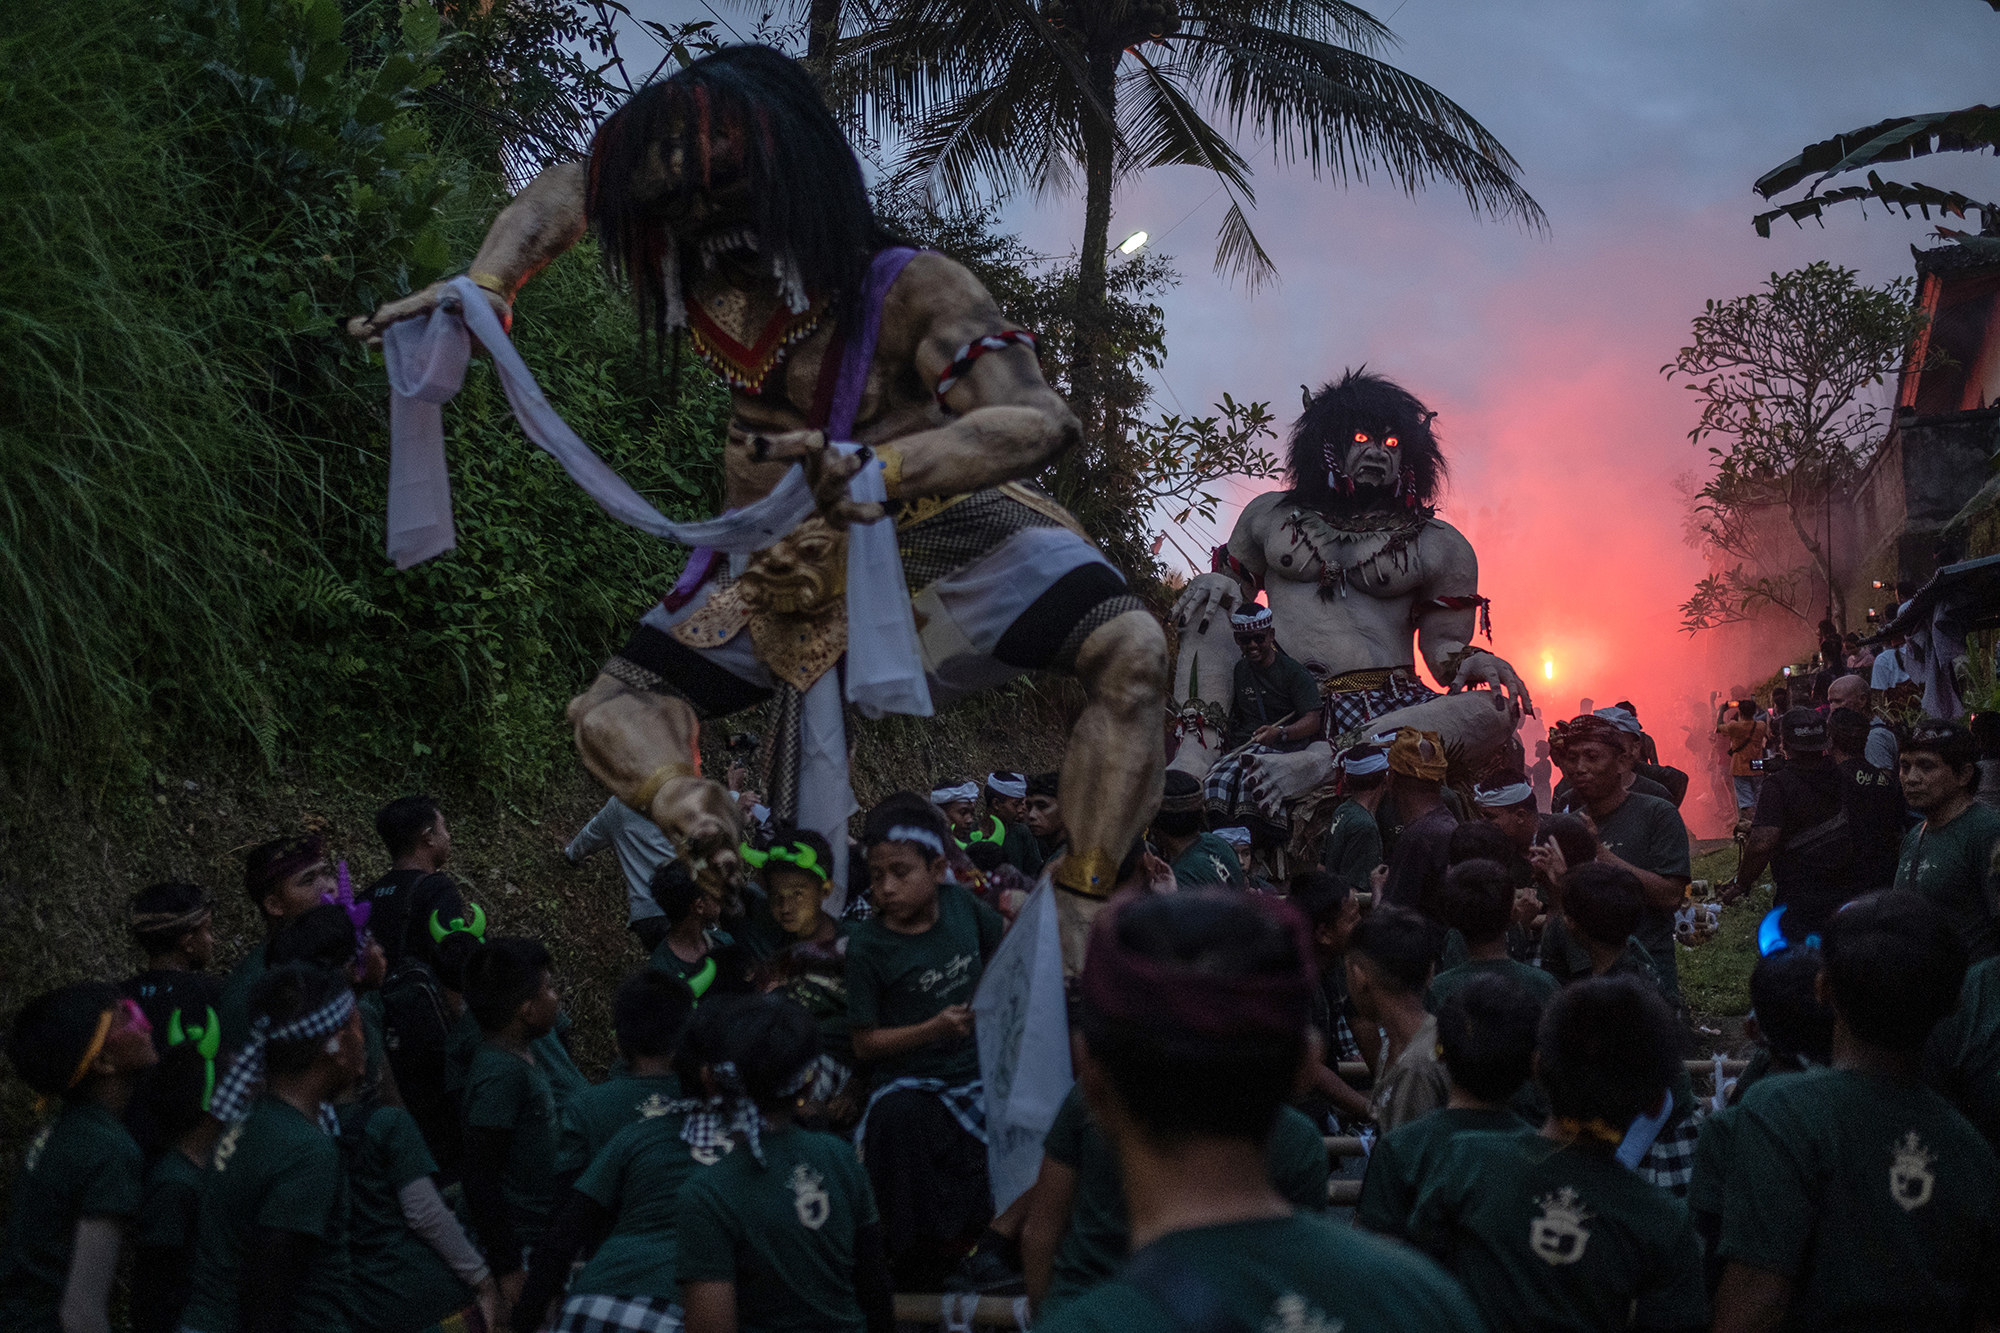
1344 689 1520 781
1051 608 1168 968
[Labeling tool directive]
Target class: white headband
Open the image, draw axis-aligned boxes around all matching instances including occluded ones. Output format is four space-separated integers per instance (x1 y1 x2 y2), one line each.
1340 752 1389 776
1593 707 1642 736
1474 781 1537 809
1230 607 1273 633
1213 826 1252 848
985 772 1028 800
930 782 980 806
883 824 947 858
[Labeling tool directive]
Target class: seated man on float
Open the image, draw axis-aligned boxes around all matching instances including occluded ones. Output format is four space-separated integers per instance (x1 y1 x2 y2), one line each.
1201 607 1325 831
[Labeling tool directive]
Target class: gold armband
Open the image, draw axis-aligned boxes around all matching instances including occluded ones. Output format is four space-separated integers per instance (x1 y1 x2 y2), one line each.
873 444 906 498
1053 846 1119 900
631 761 697 814
467 270 513 302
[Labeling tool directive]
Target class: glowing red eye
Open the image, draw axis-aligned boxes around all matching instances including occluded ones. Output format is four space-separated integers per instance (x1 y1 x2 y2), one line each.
1384 436 1399 449
1353 432 1369 443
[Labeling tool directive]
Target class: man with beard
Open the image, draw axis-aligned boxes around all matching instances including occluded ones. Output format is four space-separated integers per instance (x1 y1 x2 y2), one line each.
1550 714 1692 1002
351 46 1165 973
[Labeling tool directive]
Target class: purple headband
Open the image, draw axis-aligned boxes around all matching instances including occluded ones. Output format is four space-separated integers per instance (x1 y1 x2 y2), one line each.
1081 890 1317 1041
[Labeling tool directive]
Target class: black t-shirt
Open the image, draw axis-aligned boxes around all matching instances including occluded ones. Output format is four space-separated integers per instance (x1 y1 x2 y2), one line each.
1839 757 1908 893
1751 758 1852 913
121 968 226 1047
1381 805 1458 920
362 868 465 969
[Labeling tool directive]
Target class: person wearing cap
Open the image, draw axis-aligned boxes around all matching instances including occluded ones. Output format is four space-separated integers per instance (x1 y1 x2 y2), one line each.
1377 729 1459 920
1896 721 2000 961
1323 746 1389 896
1220 606 1324 754
1548 714 1692 1002
1727 708 1859 940
1033 891 1483 1333
1151 772 1246 890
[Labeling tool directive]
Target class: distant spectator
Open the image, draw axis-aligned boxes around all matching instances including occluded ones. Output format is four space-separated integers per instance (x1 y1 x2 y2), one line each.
1716 700 1769 819
1827 672 1900 773
1151 771 1244 889
1828 706 1906 895
564 794 676 953
1731 709 1857 938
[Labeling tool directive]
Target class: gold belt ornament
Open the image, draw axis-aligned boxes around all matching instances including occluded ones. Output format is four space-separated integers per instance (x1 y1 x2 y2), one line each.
1320 666 1414 695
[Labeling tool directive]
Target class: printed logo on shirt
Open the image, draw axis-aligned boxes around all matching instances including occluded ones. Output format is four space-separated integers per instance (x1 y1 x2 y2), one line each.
637 1093 676 1119
916 953 976 995
1261 1293 1343 1333
23 1125 53 1175
1891 1131 1937 1212
1529 1187 1593 1265
791 1163 831 1229
213 1122 245 1173
689 1139 735 1167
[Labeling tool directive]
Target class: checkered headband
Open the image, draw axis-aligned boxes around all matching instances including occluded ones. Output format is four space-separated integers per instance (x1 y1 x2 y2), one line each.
210 988 356 1133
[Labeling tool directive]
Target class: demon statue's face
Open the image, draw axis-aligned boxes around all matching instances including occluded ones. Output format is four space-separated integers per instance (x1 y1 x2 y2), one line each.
1288 368 1446 515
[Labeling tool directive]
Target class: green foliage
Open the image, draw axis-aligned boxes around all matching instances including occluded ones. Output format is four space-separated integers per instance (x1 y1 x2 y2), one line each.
1665 262 1929 634
0 0 729 790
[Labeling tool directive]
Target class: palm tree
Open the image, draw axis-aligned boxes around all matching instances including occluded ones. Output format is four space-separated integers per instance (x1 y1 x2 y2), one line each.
829 0 1545 434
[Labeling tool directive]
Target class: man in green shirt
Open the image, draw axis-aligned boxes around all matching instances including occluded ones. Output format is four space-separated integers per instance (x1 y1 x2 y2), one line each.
1201 605 1328 829
1151 770 1246 888
1550 713 1692 1000
1715 890 2000 1333
1427 858 1559 1016
0 982 156 1333
340 1103 493 1333
1408 975 1707 1333
1022 1082 1328 1318
977 771 1045 876
218 834 340 1049
554 970 694 1180
1360 972 1540 1240
1035 889 1483 1333
1322 745 1388 893
459 937 564 1311
1895 720 2000 961
184 963 368 1333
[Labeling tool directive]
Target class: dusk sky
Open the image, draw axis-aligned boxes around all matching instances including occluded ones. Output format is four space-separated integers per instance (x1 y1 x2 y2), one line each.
631 0 1995 824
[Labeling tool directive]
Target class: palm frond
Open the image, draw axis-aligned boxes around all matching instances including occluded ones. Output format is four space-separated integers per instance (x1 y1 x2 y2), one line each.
1174 0 1392 53
1753 171 2000 236
1119 53 1254 194
884 69 1080 210
1213 199 1277 289
1754 105 2000 199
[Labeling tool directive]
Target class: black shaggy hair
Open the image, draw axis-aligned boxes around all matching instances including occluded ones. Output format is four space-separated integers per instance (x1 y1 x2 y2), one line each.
586 44 901 343
1289 368 1447 509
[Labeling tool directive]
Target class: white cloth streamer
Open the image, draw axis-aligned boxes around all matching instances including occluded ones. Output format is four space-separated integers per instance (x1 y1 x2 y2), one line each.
379 276 932 724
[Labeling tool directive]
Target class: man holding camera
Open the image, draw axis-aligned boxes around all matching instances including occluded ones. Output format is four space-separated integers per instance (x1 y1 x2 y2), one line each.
1716 699 1769 824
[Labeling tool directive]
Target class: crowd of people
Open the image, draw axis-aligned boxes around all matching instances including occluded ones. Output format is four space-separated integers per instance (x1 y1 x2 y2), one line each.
9 663 2000 1333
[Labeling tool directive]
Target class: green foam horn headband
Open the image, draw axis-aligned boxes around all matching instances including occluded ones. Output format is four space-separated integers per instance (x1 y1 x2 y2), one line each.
428 901 487 944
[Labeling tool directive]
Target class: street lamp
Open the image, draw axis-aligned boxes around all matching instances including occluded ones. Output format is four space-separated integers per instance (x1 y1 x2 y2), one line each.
1117 230 1149 255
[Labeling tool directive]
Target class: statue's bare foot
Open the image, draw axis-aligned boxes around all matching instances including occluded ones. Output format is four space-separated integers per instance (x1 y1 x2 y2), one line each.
1243 742 1335 820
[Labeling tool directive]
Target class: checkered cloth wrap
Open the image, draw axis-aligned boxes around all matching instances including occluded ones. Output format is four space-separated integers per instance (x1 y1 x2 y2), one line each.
854 1077 986 1156
1322 673 1439 740
681 1056 847 1166
209 989 356 1133
1636 1113 1701 1196
553 1294 683 1333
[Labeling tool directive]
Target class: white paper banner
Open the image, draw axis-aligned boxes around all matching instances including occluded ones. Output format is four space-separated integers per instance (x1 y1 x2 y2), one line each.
973 881 1074 1213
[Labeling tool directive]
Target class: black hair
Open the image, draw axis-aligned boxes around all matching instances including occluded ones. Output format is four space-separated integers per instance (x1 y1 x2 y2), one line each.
248 963 353 1079
762 828 834 883
1539 813 1598 870
1905 720 1979 782
1437 973 1543 1103
1026 771 1060 799
613 968 697 1061
1437 858 1514 944
432 929 479 994
1736 699 1755 720
1538 975 1680 1129
964 840 1007 873
1561 862 1644 948
1821 890 1967 1052
650 859 708 926
375 794 442 859
6 981 124 1097
1287 869 1351 929
861 793 950 855
1289 368 1446 514
462 937 553 1033
268 904 360 974
1347 907 1435 995
587 44 897 345
1080 893 1308 1143
1447 820 1515 867
1151 807 1207 839
143 1042 214 1140
675 993 821 1113
1748 948 1834 1067
131 880 210 953
1827 706 1869 756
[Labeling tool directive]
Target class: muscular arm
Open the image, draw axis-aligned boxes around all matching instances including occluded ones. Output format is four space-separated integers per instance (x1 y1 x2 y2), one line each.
1414 522 1531 713
1597 847 1691 913
348 161 588 342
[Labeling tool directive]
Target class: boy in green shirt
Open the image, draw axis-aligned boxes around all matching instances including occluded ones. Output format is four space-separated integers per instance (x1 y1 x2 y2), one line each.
340 1101 496 1333
844 796 1004 1287
555 968 695 1179
131 1038 221 1333
218 834 340 1049
1359 971 1539 1240
1035 890 1483 1333
183 963 368 1333
1427 857 1559 1015
1714 890 2000 1332
1687 947 1832 1295
677 995 894 1333
0 982 157 1333
1408 975 1707 1333
460 936 564 1310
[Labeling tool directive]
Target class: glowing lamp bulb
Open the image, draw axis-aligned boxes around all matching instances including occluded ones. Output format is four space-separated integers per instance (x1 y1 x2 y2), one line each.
1543 658 1555 680
1117 230 1149 255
